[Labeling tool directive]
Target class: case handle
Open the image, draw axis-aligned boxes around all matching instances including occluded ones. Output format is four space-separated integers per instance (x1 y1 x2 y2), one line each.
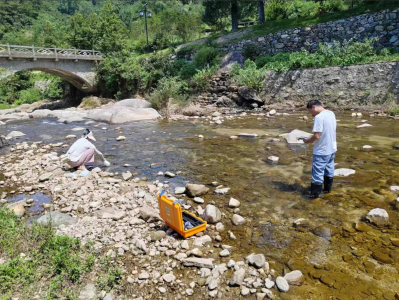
159 189 165 197
173 199 181 205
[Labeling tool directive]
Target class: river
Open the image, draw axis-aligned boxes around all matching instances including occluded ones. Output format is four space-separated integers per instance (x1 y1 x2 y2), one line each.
1 111 399 299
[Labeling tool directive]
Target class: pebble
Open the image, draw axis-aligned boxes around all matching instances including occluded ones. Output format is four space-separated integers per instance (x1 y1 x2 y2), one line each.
241 287 250 296
229 197 241 208
193 197 204 204
268 156 279 162
219 249 230 257
158 287 166 294
232 214 246 226
116 136 126 141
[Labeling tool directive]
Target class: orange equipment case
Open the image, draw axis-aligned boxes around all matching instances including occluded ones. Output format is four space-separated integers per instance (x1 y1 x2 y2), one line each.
158 190 207 238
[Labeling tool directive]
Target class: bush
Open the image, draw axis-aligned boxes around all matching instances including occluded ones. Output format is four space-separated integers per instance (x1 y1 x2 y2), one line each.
286 0 320 19
242 43 260 61
193 46 219 68
15 87 42 105
265 0 287 21
148 77 189 118
179 63 198 80
321 0 348 12
191 66 217 91
232 60 266 92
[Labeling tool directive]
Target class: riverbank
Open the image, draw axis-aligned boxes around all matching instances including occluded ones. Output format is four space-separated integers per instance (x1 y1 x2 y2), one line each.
1 109 399 299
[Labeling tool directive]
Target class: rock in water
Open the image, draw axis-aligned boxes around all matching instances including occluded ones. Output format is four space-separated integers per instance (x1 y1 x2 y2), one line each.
6 131 25 138
284 270 304 286
276 276 289 292
334 168 355 177
202 205 221 223
366 208 389 226
229 198 241 208
185 183 209 197
232 214 246 226
284 129 312 144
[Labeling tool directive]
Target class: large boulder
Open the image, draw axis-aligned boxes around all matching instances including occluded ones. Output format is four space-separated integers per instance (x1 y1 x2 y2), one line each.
6 131 25 138
114 99 151 108
109 108 160 124
37 212 77 227
238 86 264 106
87 104 160 124
202 205 221 224
216 96 237 107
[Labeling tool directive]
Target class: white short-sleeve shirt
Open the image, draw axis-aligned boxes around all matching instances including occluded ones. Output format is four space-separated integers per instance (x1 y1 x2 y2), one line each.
312 110 337 155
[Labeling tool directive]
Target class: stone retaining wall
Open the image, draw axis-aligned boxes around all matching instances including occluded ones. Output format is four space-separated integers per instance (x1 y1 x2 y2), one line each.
197 61 399 107
260 61 399 105
221 9 399 55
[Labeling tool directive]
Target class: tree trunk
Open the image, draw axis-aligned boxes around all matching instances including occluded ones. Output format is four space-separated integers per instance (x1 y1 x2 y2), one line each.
258 0 265 25
231 0 238 32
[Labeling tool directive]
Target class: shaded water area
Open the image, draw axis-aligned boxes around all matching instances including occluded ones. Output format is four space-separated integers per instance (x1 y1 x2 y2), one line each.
1 112 399 299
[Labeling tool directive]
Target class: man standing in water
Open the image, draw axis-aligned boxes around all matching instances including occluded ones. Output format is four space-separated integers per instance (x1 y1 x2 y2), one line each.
303 100 337 198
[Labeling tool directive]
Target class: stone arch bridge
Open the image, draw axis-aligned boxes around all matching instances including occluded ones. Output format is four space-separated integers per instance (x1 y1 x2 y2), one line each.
0 44 103 92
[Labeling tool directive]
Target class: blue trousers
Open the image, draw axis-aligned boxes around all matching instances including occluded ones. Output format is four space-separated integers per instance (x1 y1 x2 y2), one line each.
312 152 336 184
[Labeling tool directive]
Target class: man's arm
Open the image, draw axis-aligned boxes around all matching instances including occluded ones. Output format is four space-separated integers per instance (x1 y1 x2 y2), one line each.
304 132 321 144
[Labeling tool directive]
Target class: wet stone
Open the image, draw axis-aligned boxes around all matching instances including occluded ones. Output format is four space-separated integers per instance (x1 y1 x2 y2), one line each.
276 276 289 292
320 275 335 287
372 251 393 264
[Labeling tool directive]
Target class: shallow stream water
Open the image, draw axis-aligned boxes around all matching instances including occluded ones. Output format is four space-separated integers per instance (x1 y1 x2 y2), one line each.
1 112 399 299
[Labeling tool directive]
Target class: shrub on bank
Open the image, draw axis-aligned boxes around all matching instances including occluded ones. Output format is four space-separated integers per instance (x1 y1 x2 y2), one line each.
254 39 399 71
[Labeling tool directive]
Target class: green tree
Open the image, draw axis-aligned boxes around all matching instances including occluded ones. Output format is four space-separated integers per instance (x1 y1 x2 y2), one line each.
67 1 126 53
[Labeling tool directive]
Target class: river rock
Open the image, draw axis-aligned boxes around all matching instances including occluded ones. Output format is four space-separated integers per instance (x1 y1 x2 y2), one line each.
186 183 209 197
193 235 212 247
238 86 264 105
391 186 399 192
11 204 25 217
139 205 162 222
151 230 166 241
229 198 241 208
165 172 176 178
284 129 312 144
122 172 132 181
366 208 389 226
37 212 77 228
247 253 266 268
6 131 25 138
229 268 245 286
238 133 258 138
182 257 214 269
208 278 219 290
78 283 96 300
116 136 126 141
114 98 151 108
284 270 304 286
334 168 356 176
193 197 204 204
39 173 52 182
220 249 230 257
215 188 230 195
175 187 186 194
265 278 275 289
202 205 221 223
276 276 289 292
232 214 246 226
241 287 250 296
357 123 372 128
268 156 279 162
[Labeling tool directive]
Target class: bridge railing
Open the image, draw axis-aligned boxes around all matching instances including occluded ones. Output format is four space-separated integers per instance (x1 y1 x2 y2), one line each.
0 44 104 61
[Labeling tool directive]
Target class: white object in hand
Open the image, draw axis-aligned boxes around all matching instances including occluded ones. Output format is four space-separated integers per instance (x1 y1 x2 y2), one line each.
103 160 111 167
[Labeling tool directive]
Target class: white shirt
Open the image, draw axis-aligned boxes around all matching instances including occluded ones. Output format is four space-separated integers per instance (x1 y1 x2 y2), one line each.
312 110 337 155
67 138 99 162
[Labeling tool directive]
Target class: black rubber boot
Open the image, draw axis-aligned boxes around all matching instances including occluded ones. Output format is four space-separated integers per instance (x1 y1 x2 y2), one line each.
310 183 323 198
323 176 333 193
